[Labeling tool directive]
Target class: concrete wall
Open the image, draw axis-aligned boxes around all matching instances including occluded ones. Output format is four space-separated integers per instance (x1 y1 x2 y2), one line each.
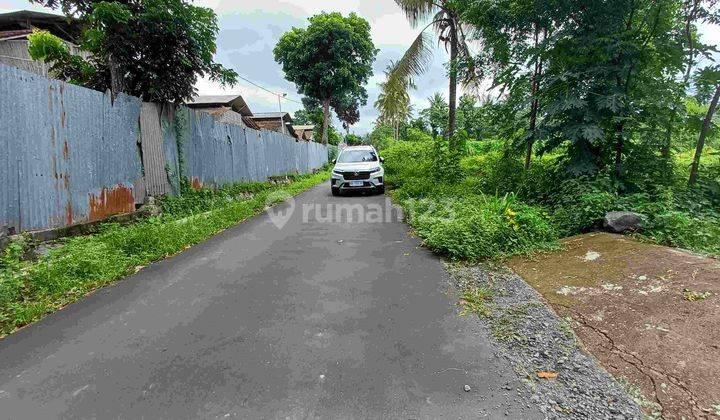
0 63 328 234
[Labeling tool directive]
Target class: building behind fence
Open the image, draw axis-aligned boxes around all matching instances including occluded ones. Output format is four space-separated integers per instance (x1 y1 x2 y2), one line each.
0 63 328 234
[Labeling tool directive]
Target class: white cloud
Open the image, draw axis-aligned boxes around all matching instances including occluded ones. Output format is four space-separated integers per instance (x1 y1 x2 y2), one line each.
370 12 420 46
195 76 303 115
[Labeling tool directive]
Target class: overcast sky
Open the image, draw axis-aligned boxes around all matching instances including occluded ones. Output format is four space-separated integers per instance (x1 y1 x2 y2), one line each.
191 0 450 135
2 0 719 135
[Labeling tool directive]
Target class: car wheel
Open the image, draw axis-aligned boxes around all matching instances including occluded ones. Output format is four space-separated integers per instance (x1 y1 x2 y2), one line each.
376 185 385 194
331 187 340 196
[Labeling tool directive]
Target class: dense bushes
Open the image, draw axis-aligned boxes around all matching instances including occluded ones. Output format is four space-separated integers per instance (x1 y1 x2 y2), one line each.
383 137 559 260
384 136 720 259
406 194 557 260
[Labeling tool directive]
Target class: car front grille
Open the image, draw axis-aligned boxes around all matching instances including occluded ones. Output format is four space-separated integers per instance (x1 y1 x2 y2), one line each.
342 171 371 180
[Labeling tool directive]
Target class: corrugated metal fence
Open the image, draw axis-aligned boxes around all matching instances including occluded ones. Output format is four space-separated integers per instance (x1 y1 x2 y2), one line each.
0 64 328 234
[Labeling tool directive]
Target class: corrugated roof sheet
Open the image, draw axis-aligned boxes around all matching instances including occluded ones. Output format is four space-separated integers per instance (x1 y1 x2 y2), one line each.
252 112 292 120
185 94 253 116
0 10 81 43
0 10 69 22
0 29 32 41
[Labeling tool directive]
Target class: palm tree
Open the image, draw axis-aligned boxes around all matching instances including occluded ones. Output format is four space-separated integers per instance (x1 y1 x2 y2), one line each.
421 92 449 138
387 0 477 138
375 62 415 139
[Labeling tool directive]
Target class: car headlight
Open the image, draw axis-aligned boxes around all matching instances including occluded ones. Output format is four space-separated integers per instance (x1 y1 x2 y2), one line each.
332 169 343 175
369 166 382 173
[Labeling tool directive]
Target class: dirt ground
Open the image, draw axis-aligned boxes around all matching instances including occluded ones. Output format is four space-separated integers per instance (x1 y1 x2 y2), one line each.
507 233 720 419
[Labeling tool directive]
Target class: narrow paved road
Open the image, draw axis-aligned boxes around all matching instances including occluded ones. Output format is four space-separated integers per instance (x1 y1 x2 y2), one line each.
0 183 537 419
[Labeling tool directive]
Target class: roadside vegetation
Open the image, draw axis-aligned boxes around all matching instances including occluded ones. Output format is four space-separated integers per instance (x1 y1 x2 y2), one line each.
0 170 329 336
366 0 719 261
381 130 720 260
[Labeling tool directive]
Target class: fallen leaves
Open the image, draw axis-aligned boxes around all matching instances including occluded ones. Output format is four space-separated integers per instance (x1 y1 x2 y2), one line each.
537 371 558 379
683 289 712 301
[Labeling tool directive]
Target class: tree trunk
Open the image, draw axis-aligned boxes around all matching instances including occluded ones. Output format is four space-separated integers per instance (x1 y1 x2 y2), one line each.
689 83 720 185
614 121 625 179
447 20 458 140
108 52 125 99
321 99 330 145
683 0 699 85
525 24 542 170
661 116 672 158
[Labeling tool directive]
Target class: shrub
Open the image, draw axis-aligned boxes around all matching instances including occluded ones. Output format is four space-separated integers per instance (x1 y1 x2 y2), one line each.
405 194 557 260
382 140 434 188
618 189 720 254
550 175 619 235
467 138 504 155
404 127 433 143
159 181 269 217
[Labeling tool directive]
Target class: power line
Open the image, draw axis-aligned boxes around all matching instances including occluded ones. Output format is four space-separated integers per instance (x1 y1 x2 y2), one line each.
235 73 303 105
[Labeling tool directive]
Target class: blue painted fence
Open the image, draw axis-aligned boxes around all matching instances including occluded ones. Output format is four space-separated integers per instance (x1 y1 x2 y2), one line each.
0 63 328 233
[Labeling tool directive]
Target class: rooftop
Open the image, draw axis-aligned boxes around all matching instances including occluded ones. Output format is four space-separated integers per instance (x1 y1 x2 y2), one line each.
185 95 253 116
251 112 293 121
0 10 81 43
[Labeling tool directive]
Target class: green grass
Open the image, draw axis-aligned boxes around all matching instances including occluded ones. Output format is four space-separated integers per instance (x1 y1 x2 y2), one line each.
0 170 330 336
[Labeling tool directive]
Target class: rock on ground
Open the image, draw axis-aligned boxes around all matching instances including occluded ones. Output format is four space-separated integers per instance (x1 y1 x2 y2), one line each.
603 211 644 233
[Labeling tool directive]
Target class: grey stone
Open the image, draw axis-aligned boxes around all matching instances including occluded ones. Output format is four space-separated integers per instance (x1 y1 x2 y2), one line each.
138 197 162 217
603 211 644 233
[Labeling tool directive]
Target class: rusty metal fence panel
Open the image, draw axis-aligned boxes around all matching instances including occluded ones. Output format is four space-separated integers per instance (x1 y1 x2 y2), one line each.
160 108 329 188
140 102 171 196
0 63 143 233
0 63 328 234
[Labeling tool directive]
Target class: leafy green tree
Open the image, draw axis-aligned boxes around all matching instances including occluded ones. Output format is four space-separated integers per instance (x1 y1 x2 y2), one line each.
465 0 691 178
27 0 237 102
274 12 377 144
404 127 433 142
333 95 361 134
456 94 484 140
462 0 553 167
293 100 324 126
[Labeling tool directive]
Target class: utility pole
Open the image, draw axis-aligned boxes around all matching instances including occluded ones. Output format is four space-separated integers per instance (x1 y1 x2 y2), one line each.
278 93 287 135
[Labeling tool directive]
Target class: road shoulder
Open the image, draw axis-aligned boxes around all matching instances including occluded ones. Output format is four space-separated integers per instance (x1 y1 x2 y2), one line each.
446 261 643 419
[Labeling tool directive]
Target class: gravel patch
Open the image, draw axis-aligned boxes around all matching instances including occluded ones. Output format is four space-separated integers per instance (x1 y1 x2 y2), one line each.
446 262 644 419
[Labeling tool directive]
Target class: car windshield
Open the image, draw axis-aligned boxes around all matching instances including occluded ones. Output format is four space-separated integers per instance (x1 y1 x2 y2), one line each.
337 150 377 163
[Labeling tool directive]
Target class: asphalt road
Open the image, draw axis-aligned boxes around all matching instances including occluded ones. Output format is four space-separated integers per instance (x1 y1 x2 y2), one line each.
0 183 538 419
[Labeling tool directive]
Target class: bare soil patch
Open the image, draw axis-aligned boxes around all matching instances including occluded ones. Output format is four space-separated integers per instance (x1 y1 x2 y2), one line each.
508 233 720 419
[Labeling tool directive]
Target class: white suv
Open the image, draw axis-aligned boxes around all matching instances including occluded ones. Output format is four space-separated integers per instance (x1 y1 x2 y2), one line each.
331 145 385 196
